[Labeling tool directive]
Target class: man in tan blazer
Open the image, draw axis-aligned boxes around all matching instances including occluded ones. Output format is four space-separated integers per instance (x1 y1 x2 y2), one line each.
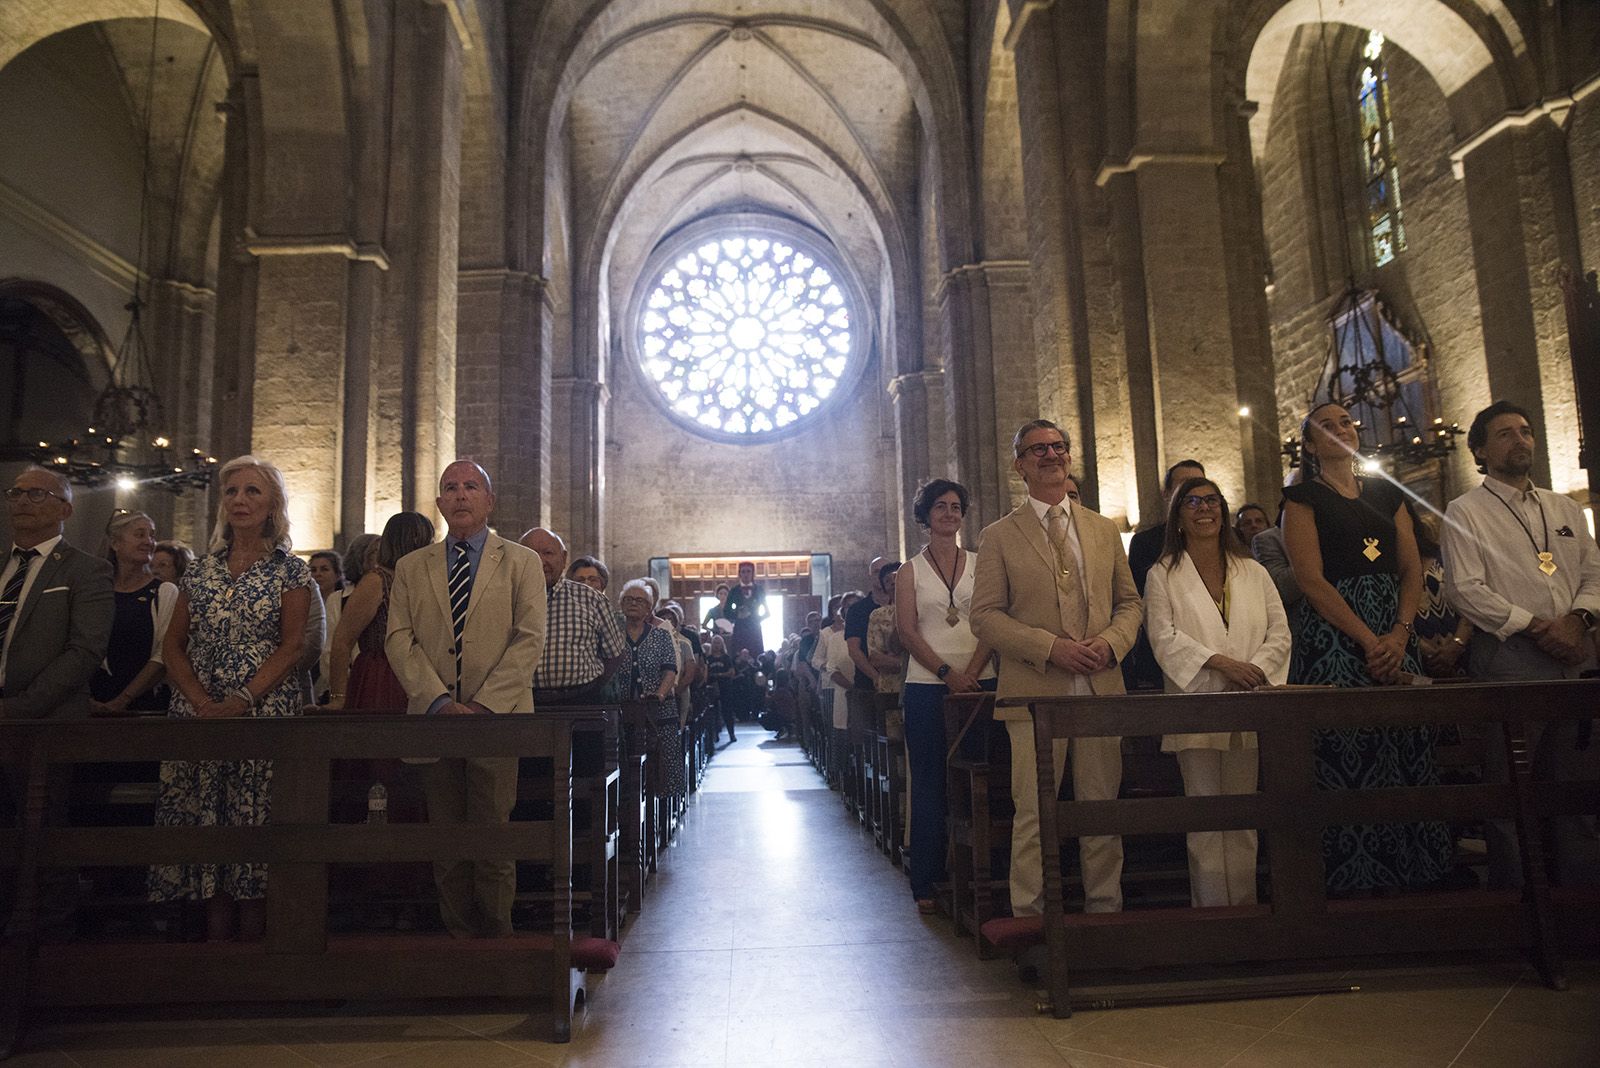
971 419 1143 915
386 460 547 937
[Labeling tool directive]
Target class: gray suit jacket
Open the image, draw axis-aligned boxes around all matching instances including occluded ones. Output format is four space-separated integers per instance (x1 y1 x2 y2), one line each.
1 539 114 719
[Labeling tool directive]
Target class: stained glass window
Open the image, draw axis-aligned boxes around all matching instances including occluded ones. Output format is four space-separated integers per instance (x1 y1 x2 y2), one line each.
637 232 853 438
1358 30 1406 267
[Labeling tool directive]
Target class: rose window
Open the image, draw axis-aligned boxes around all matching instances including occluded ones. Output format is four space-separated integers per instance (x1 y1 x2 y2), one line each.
637 233 853 437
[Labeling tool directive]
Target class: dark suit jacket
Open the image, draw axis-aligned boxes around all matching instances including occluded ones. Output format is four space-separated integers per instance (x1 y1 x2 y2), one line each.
1121 523 1166 692
1 538 114 719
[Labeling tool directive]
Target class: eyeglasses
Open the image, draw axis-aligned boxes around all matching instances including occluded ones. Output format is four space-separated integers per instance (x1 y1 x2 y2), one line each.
1019 441 1069 458
5 487 65 504
1180 494 1224 511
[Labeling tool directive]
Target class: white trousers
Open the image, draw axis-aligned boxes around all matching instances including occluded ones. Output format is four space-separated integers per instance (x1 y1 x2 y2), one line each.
1175 747 1260 908
1006 720 1123 915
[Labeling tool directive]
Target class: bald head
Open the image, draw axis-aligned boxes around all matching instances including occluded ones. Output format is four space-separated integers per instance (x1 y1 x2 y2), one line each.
436 460 495 540
519 527 568 588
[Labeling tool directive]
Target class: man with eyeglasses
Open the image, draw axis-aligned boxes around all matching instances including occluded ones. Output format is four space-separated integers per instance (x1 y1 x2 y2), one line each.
1123 459 1206 693
971 420 1143 917
1 466 113 938
0 467 114 720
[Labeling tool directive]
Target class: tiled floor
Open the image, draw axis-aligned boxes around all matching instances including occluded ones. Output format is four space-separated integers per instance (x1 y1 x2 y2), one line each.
11 734 1600 1067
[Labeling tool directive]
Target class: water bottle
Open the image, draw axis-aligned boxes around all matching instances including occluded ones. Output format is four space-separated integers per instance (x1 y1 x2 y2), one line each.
366 782 388 824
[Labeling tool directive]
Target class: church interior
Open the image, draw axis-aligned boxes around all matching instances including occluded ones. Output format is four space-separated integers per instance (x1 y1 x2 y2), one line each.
3 0 1600 1064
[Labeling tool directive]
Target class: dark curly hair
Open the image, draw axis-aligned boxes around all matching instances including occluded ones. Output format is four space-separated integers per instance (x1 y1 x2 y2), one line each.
1466 400 1534 474
912 478 970 528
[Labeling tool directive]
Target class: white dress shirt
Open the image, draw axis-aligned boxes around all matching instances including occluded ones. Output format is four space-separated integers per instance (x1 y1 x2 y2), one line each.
0 533 63 687
1443 477 1600 640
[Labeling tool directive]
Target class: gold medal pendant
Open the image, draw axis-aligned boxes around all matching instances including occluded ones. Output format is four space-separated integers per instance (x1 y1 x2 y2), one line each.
945 604 960 627
1362 537 1382 562
1538 551 1558 576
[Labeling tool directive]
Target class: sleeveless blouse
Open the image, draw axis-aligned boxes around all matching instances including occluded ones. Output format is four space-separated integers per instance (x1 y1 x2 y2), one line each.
904 549 997 685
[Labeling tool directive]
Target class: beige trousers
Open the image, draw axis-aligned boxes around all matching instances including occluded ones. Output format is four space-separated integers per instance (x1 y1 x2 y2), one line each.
1006 720 1123 916
423 756 519 938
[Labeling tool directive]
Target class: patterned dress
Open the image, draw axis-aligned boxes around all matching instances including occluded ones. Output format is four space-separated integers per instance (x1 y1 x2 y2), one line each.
149 548 314 902
624 624 684 800
1285 478 1454 893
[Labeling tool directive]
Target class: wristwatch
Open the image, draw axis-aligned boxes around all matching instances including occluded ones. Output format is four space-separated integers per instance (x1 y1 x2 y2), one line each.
1574 608 1597 631
936 663 951 680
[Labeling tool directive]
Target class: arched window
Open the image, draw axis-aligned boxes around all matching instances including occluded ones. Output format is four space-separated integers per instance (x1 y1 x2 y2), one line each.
634 224 857 440
1358 30 1406 267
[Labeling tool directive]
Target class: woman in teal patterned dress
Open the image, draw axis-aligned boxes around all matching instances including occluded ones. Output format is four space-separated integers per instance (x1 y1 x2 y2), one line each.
1282 403 1453 894
149 456 314 941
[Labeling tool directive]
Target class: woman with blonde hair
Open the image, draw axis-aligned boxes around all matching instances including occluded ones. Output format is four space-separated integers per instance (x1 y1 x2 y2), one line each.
91 510 179 713
150 455 315 941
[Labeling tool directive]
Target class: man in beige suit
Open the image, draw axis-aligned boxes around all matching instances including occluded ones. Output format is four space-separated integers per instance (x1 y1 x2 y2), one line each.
971 419 1143 915
386 460 547 937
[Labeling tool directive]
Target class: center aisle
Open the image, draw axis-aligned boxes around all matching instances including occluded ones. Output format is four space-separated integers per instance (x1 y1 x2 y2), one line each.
535 732 1087 1067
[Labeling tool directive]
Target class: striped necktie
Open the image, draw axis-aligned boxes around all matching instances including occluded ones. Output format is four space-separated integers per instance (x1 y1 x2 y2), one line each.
449 541 473 695
0 547 40 648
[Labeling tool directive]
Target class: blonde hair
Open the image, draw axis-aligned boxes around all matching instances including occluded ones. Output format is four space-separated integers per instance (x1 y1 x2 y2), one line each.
210 455 292 553
102 510 154 567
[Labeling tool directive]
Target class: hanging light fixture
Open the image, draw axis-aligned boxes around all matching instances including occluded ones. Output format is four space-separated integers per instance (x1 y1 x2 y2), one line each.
1279 15 1463 476
33 0 216 494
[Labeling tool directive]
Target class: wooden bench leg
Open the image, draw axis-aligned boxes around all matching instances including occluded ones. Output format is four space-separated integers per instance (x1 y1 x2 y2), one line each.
1504 716 1568 990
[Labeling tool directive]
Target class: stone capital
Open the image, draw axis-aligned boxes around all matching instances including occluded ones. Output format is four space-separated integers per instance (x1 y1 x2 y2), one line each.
1002 0 1057 52
1094 150 1226 188
553 375 610 410
888 368 944 402
241 231 390 270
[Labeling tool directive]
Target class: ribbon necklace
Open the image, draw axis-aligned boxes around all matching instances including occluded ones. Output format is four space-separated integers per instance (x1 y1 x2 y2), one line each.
923 545 962 627
1317 474 1385 562
1492 483 1557 576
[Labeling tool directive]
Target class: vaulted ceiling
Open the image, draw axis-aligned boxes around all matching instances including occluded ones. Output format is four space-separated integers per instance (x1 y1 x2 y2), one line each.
554 0 928 367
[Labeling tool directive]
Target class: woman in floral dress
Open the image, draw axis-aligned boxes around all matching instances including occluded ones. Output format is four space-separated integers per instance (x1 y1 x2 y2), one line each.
149 455 314 941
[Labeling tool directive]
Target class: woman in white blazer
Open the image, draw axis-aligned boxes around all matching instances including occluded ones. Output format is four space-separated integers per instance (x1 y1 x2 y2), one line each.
1145 476 1291 907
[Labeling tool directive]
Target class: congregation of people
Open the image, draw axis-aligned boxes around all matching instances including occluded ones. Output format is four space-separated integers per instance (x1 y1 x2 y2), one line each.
2 395 1598 946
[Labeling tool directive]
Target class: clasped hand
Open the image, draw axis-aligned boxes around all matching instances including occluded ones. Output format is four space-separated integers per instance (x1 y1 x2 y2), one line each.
196 694 251 718
1050 636 1111 675
1205 655 1268 691
1363 628 1408 684
1526 615 1589 666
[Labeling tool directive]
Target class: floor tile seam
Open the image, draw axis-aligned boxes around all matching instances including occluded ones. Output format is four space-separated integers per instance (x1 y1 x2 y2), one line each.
1444 982 1515 1068
1267 992 1318 1032
1216 1025 1274 1068
1042 1032 1173 1068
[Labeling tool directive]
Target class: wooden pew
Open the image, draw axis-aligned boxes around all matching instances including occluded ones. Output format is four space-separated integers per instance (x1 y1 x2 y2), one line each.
1019 680 1600 1016
0 713 620 1056
940 691 1012 955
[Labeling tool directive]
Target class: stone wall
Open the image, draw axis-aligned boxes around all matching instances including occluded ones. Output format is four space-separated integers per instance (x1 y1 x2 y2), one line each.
603 348 891 606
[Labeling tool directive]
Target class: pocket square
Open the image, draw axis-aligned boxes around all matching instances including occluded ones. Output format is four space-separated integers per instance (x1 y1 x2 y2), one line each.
42 586 69 593
1557 525 1575 537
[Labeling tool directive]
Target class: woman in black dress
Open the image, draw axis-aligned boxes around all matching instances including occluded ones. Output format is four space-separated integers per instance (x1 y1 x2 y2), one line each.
722 561 767 656
92 511 178 713
1283 402 1453 893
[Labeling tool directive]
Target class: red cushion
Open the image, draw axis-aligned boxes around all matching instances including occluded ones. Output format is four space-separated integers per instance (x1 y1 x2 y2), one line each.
980 915 1043 950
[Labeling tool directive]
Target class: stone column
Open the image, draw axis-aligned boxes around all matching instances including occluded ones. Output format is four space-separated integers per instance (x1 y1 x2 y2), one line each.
146 277 215 543
1130 158 1253 509
1460 120 1586 493
246 247 353 550
550 375 607 556
939 261 1036 527
888 369 946 555
455 268 550 538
